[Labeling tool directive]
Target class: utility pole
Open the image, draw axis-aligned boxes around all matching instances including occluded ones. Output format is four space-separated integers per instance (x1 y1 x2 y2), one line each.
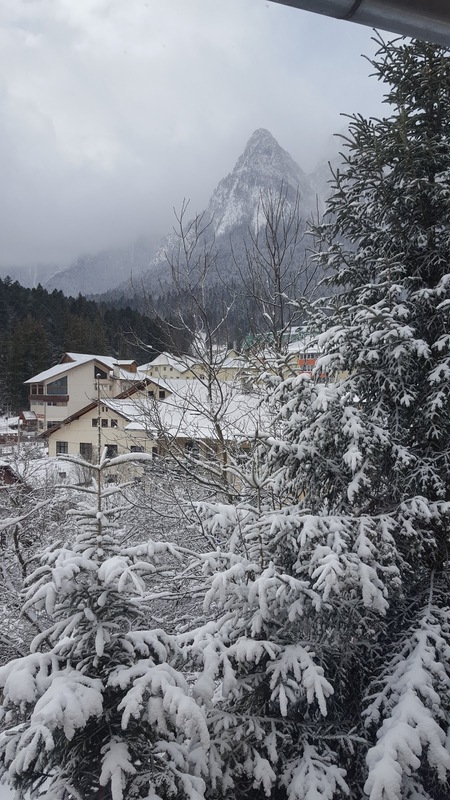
96 376 102 464
95 376 103 551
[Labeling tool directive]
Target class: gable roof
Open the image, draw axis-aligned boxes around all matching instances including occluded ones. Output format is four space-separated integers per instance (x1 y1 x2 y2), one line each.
25 354 116 385
25 353 141 385
65 353 139 370
20 410 37 421
140 351 195 373
114 379 269 442
150 380 268 442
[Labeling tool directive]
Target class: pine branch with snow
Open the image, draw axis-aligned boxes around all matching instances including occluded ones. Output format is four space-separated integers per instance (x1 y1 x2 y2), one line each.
0 461 209 800
186 36 450 800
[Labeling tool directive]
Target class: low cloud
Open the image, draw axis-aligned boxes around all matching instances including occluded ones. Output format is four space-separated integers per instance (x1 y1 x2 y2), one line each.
0 0 386 268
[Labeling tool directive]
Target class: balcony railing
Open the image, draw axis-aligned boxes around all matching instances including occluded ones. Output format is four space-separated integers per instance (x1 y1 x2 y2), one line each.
29 394 69 404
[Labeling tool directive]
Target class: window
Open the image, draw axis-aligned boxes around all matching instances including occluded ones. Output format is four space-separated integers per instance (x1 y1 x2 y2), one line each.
92 418 98 427
152 447 158 458
147 390 154 398
95 367 108 380
130 445 144 453
111 419 118 428
80 443 93 461
105 445 118 458
47 421 61 429
101 419 108 428
185 440 200 458
159 390 166 399
56 441 68 454
47 376 68 395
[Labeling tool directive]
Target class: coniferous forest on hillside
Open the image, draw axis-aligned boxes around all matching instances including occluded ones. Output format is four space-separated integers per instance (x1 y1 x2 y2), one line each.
0 278 173 411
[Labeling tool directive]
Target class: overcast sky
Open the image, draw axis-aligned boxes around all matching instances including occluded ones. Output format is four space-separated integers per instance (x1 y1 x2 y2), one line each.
0 0 390 269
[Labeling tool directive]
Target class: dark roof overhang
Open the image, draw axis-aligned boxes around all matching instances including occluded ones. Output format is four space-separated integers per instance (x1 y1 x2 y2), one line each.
269 1 450 47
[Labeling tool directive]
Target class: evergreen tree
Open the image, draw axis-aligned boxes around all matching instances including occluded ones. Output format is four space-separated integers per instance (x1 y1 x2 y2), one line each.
8 315 51 409
0 278 170 410
0 453 209 800
191 37 450 800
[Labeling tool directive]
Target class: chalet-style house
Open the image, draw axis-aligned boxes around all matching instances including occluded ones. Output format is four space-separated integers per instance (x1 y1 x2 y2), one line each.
24 353 146 432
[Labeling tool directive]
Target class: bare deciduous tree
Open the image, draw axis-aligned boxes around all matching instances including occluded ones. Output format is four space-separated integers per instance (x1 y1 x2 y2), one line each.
233 182 320 375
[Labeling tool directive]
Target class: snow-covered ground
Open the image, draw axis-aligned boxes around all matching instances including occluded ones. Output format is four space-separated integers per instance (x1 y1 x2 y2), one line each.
0 416 19 432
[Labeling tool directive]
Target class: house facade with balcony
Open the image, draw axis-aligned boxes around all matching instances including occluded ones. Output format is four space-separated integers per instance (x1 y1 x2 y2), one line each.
24 352 143 431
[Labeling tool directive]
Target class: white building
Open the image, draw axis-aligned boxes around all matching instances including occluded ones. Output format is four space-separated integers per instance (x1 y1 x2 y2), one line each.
43 395 157 461
24 353 146 431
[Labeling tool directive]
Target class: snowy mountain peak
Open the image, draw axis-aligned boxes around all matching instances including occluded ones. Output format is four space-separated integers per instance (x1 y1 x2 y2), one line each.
207 129 314 239
242 127 283 157
232 127 308 182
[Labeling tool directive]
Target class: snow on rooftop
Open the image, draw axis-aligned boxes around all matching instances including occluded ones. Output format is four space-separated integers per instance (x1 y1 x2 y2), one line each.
220 356 246 368
124 421 147 431
287 337 319 355
100 380 269 442
21 411 36 420
154 380 268 441
141 352 195 372
24 360 84 384
103 398 151 423
25 353 140 385
113 367 147 382
0 416 19 432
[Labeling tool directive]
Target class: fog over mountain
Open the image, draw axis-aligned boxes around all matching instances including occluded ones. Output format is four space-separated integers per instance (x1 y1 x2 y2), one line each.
43 235 161 297
94 128 338 305
2 129 338 299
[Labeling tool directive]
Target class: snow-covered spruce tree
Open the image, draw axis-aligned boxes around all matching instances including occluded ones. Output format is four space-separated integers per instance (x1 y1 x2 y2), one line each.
0 452 209 800
189 37 450 800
